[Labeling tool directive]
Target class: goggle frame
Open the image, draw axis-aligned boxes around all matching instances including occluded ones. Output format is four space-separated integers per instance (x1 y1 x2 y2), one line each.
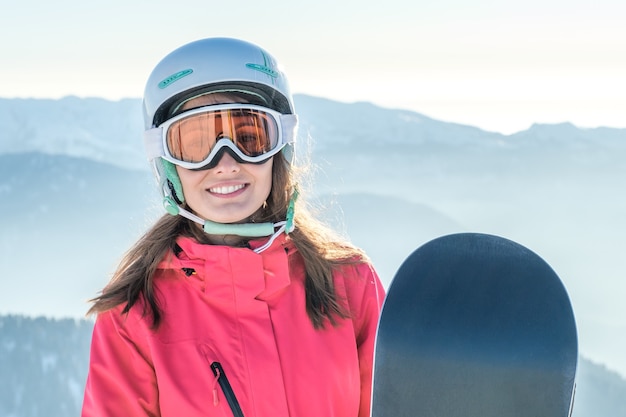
144 103 297 170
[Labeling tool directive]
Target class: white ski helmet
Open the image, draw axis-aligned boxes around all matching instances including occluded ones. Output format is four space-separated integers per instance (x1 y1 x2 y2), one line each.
143 37 296 129
142 37 298 212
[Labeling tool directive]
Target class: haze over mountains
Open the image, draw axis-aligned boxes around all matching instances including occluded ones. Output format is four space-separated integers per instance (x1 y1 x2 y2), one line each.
0 95 625 416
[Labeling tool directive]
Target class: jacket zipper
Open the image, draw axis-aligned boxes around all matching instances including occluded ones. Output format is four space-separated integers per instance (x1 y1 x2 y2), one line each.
210 362 245 417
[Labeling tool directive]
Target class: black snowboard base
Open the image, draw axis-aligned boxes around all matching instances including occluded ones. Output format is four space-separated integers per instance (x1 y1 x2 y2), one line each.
372 233 577 417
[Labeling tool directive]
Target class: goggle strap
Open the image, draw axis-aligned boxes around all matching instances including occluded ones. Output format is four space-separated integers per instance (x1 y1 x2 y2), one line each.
144 128 165 160
279 114 298 145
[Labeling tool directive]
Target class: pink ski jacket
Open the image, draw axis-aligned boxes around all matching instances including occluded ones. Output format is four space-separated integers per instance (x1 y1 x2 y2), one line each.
82 234 385 417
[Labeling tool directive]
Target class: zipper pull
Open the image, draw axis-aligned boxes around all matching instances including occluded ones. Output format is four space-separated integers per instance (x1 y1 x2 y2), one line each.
210 361 245 417
212 366 221 406
199 344 221 407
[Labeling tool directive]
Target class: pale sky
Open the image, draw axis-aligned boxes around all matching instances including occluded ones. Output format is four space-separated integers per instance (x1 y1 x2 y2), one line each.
1 0 625 134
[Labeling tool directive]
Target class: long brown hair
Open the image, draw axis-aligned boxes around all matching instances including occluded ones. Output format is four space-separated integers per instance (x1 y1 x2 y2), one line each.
87 152 366 328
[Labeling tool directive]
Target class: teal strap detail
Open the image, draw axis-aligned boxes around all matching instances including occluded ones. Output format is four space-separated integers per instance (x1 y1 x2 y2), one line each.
203 220 275 237
163 197 180 215
285 188 299 234
161 159 184 202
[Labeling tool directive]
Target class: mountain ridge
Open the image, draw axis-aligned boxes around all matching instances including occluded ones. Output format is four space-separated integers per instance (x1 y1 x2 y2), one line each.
2 95 625 170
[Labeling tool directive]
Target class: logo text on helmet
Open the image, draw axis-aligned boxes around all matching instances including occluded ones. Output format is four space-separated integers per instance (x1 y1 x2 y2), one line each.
158 69 193 89
245 63 278 78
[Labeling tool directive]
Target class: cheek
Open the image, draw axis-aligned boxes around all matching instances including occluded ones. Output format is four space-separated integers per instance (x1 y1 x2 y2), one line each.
258 162 274 196
175 166 204 193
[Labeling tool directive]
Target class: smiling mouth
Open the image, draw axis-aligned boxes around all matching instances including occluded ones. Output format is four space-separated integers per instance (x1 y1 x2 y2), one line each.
209 184 246 195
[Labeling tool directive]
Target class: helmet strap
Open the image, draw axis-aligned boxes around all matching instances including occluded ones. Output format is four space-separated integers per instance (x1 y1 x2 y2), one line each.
161 159 185 203
162 191 298 253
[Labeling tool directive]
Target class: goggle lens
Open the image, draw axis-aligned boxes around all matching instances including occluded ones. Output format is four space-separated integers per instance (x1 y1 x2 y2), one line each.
166 108 279 164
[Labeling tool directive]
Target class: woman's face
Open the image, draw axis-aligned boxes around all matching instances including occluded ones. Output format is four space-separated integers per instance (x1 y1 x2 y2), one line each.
175 93 274 224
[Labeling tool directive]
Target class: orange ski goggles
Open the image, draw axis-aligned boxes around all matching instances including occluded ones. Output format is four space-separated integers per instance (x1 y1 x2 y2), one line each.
144 103 297 170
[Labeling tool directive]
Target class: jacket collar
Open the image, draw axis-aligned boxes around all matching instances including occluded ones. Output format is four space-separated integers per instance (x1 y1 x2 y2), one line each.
157 234 294 301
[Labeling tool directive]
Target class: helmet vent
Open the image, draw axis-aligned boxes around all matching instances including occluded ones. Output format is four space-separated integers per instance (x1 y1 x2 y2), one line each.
158 69 194 89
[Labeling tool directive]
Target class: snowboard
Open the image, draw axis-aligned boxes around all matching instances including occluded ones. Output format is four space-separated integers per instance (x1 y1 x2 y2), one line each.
371 233 578 417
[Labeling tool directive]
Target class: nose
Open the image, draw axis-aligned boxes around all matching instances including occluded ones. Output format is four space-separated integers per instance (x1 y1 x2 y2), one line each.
213 149 240 173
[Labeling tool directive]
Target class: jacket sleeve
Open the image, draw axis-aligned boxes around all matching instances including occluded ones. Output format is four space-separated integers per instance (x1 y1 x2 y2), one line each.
82 307 160 417
346 263 386 417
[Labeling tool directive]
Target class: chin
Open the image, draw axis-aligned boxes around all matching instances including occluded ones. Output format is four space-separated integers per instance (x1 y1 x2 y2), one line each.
205 213 255 225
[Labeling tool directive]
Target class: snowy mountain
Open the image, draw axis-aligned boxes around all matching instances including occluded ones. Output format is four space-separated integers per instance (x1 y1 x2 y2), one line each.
1 95 626 415
0 97 145 170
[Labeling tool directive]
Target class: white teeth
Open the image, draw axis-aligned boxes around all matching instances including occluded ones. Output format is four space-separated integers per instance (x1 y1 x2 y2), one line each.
209 184 245 194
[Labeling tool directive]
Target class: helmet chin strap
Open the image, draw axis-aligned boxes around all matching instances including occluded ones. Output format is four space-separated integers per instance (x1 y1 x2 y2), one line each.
163 192 297 253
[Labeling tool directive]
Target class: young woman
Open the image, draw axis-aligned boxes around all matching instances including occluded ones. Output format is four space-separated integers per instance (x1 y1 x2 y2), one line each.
81 37 385 417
